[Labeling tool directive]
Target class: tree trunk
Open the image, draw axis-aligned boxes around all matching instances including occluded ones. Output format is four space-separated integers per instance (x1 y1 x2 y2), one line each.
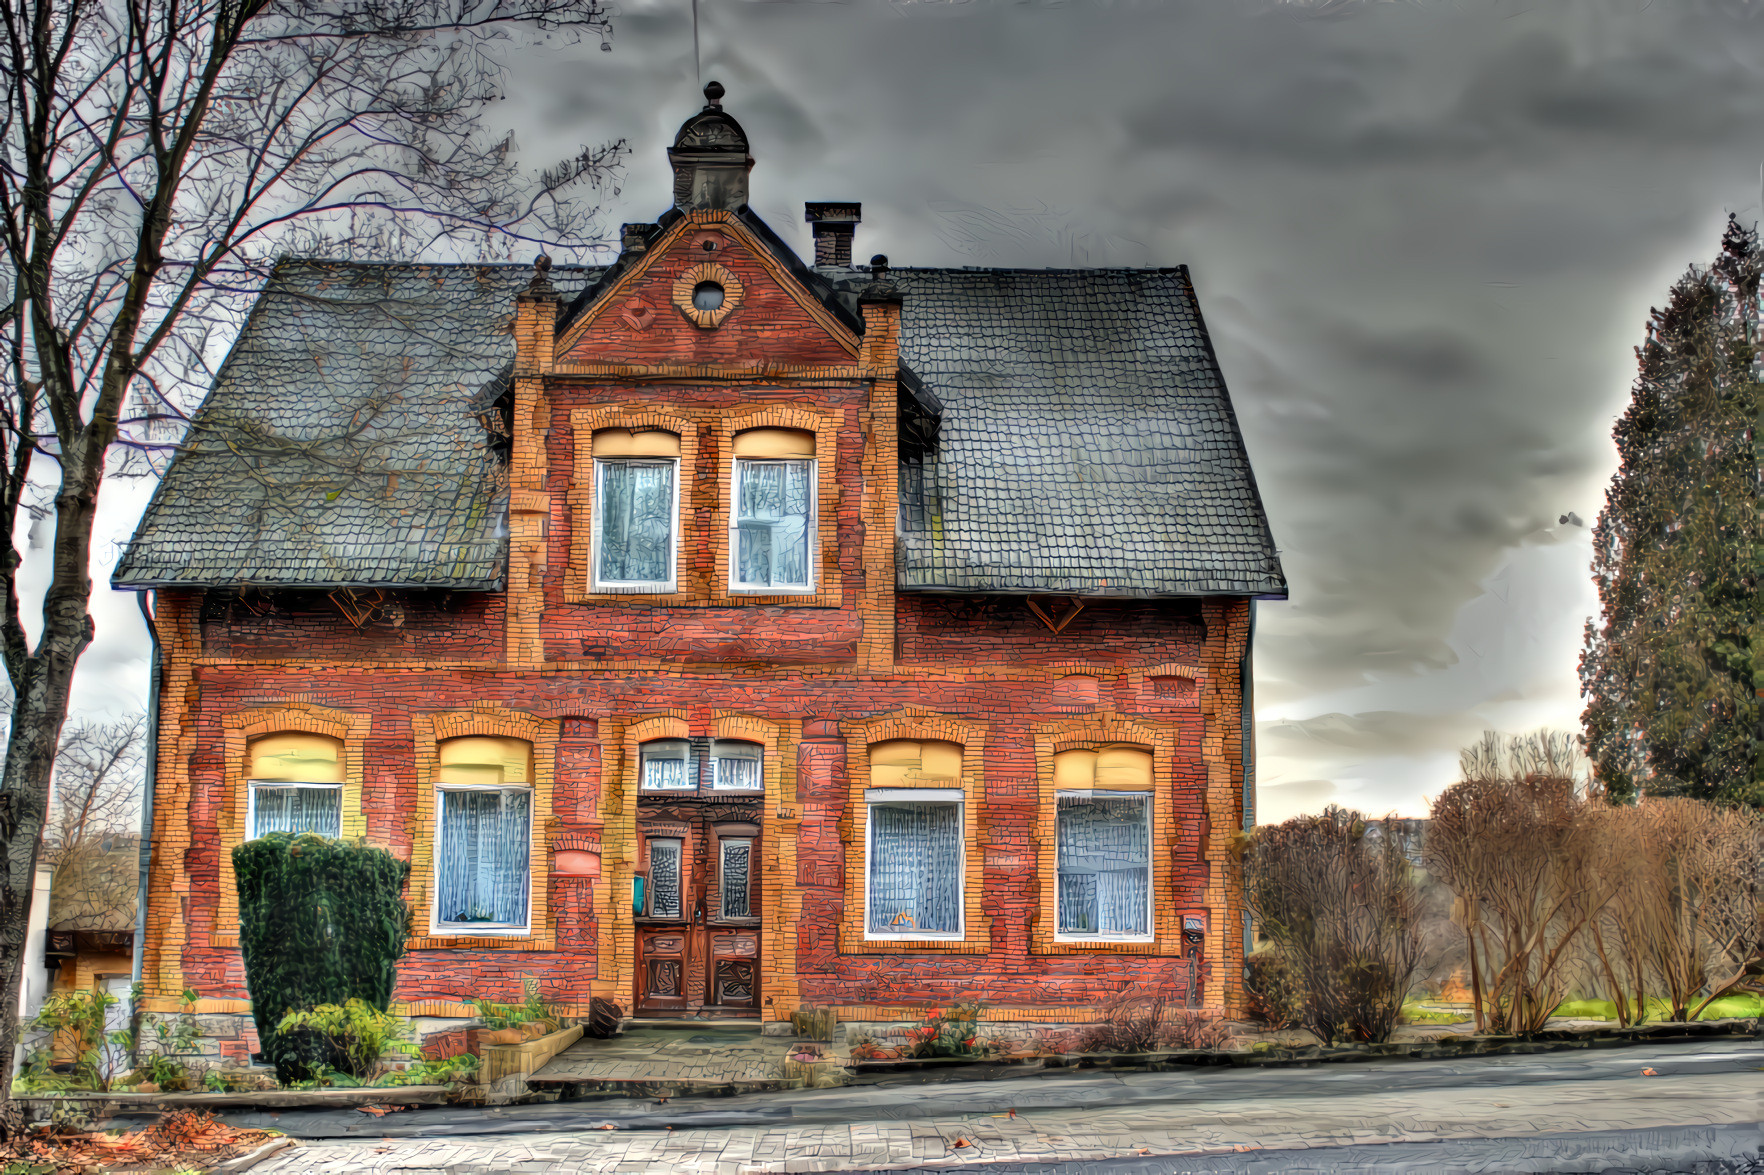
0 443 103 1134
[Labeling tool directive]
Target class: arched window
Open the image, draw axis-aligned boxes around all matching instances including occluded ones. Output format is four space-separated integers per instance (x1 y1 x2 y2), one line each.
246 733 344 839
433 737 533 931
730 428 816 592
592 427 681 591
1053 746 1153 940
864 740 965 938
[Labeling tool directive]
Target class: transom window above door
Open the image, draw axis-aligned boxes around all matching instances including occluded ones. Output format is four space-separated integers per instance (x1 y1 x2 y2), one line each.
730 428 815 593
246 732 344 840
640 739 694 791
710 740 763 790
592 427 680 592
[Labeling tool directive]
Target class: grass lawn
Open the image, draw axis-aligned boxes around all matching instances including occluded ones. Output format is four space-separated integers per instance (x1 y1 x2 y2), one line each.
1550 992 1764 1022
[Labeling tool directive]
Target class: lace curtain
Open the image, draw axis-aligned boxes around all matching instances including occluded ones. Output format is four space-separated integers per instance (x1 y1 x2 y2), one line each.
735 460 811 587
1056 794 1150 936
713 741 762 789
436 789 531 926
642 740 692 789
599 460 675 583
868 802 962 934
250 784 342 838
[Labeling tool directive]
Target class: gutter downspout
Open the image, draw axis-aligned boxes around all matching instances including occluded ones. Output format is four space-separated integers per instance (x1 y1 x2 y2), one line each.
131 591 159 994
1240 598 1257 963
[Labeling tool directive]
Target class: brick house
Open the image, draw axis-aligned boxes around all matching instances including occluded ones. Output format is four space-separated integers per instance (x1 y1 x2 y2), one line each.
114 83 1285 1048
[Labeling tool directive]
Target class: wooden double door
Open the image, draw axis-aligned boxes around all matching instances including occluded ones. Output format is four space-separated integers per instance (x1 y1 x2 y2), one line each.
634 798 762 1017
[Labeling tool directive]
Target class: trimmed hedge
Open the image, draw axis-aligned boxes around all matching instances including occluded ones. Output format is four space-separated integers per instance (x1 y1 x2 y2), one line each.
234 833 412 1083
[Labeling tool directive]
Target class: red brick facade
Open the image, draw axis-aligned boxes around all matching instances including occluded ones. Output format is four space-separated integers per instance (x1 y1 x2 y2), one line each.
135 209 1257 1031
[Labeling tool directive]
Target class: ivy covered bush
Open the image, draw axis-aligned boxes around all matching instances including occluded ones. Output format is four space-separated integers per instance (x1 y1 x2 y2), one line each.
234 832 412 1083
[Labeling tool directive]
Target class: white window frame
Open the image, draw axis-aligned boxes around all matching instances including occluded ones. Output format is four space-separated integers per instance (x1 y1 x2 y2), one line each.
863 787 965 941
718 837 754 920
1053 788 1154 944
244 780 344 841
430 783 533 936
639 739 695 792
709 739 764 791
592 456 681 593
728 457 817 594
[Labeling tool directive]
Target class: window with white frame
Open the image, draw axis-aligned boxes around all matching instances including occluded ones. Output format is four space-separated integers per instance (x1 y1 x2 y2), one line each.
592 428 680 591
1053 747 1154 940
640 739 693 790
710 739 762 790
719 838 752 919
730 428 815 592
864 739 965 938
246 732 344 839
433 737 533 931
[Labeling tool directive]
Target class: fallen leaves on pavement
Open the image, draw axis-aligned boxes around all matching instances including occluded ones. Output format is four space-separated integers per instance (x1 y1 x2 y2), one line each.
0 1108 276 1173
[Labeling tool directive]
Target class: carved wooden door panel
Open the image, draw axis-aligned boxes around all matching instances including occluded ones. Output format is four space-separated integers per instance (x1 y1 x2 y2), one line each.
704 823 761 1012
636 832 690 1013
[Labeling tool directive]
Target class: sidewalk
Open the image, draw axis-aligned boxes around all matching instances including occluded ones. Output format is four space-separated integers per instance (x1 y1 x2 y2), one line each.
244 1038 1764 1173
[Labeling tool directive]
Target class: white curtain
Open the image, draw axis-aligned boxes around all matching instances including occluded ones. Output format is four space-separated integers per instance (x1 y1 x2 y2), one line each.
436 789 531 926
599 461 674 583
1056 794 1150 935
735 460 811 587
642 741 692 789
712 743 762 789
868 802 961 934
250 784 343 838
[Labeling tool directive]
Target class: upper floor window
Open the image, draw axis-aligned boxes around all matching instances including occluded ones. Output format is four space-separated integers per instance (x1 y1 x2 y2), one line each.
246 733 344 839
730 429 815 592
1053 747 1153 941
434 736 533 932
593 428 680 591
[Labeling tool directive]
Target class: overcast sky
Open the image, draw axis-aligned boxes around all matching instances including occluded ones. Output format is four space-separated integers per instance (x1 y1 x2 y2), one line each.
62 0 1764 823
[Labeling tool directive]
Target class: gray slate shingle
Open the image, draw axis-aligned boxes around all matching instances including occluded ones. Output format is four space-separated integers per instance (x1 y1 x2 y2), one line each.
116 255 1285 598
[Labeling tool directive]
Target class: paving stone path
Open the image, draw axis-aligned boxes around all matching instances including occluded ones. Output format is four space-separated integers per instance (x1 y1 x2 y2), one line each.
253 1039 1764 1173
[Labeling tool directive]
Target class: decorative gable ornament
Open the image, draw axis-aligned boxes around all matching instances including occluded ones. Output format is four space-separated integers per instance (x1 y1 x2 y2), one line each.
673 261 744 329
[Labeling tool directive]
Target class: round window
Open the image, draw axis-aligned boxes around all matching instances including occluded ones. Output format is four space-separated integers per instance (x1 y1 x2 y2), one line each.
692 282 726 312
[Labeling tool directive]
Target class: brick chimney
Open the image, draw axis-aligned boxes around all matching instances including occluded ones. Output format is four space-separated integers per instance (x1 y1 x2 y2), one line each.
804 203 862 267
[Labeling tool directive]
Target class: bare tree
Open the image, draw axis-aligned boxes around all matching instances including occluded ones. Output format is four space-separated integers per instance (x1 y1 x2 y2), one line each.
1239 807 1423 1046
0 0 622 1126
41 715 143 931
1426 731 1614 1037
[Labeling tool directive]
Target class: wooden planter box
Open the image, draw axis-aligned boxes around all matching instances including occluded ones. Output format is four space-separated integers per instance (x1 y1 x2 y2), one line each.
474 1023 584 1104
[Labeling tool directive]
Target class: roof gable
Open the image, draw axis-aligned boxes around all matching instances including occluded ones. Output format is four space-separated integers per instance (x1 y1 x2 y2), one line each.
554 210 859 368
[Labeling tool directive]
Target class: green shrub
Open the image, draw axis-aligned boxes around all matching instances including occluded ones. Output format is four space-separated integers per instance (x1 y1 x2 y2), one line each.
234 832 412 1083
277 1000 415 1081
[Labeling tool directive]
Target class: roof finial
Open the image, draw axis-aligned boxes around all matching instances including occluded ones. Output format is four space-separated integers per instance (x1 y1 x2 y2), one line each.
525 252 556 298
704 80 724 108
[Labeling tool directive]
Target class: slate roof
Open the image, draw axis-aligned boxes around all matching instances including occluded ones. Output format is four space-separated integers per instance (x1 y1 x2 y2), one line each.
817 265 1286 598
115 242 1285 599
114 260 600 590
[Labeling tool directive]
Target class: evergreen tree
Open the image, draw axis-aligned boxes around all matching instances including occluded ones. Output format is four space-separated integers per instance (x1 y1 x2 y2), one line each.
1581 215 1764 807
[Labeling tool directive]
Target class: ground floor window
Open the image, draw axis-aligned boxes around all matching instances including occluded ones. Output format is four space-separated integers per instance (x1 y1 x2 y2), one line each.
866 798 963 937
435 788 531 929
247 783 343 839
1055 791 1151 938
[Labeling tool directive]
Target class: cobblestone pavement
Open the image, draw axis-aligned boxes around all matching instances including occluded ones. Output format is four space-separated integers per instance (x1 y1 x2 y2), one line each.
527 1024 821 1092
252 1039 1764 1173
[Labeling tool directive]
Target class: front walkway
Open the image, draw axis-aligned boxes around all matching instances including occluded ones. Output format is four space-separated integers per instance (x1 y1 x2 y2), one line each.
526 1023 848 1095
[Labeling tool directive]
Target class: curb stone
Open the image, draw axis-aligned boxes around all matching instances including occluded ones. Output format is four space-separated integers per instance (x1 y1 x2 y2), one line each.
203 1135 295 1175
